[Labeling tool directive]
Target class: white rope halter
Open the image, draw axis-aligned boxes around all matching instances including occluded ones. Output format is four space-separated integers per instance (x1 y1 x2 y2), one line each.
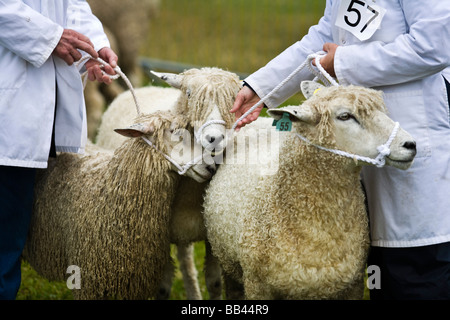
232 51 335 131
77 54 200 175
140 137 204 175
295 122 400 168
232 51 399 168
77 55 142 115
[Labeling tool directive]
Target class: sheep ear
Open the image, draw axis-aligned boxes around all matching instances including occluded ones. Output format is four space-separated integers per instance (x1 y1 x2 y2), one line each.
149 70 182 89
300 81 325 99
114 123 155 138
268 105 316 124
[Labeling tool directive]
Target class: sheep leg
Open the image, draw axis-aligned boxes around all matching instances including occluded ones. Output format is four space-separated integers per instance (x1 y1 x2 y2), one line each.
224 274 245 300
204 240 223 300
156 257 175 300
177 243 202 300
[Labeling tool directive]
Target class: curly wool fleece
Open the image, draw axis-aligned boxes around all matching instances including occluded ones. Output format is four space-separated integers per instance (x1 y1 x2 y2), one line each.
203 86 391 300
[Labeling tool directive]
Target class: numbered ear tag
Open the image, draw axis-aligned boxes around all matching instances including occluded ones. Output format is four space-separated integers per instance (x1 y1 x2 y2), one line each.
335 0 386 42
275 113 292 132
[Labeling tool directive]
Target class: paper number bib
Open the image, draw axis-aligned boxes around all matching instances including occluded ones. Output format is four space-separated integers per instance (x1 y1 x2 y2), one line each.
335 0 386 41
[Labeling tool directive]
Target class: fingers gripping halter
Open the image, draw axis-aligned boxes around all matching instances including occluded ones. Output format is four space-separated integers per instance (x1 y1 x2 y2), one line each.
232 51 336 131
77 54 200 176
77 55 142 115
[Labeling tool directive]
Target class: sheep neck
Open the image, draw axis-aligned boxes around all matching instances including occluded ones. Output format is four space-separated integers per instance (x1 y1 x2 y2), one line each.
271 134 365 229
248 134 370 295
105 138 180 212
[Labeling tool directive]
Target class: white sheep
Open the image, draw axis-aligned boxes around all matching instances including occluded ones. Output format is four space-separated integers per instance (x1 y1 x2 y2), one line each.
23 110 216 300
97 67 241 152
202 83 417 299
95 67 242 299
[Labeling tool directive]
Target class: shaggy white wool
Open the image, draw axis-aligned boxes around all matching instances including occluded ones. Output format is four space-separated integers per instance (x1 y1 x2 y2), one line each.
95 67 242 300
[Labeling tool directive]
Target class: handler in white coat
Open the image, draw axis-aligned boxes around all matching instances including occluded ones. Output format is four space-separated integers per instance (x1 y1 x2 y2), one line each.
0 0 118 299
232 0 450 299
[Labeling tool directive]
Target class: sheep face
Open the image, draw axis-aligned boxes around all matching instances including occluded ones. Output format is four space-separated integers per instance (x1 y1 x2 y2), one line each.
151 68 241 154
269 85 417 170
114 112 216 182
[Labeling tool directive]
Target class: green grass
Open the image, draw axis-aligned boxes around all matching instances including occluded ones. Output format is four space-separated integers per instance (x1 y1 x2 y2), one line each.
142 0 325 75
17 242 209 300
18 262 73 300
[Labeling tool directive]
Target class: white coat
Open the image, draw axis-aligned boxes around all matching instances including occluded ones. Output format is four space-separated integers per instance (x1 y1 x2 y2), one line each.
0 0 109 168
246 0 450 248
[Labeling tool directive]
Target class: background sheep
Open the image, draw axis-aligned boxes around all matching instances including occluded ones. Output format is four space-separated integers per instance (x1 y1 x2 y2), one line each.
203 84 417 299
84 0 161 140
88 0 160 86
23 111 215 300
95 67 242 299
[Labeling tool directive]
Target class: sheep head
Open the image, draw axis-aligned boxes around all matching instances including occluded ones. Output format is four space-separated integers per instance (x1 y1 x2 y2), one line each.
151 68 241 154
268 84 417 170
114 111 216 182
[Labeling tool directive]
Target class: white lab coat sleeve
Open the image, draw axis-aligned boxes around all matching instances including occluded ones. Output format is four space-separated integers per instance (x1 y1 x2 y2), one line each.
66 0 110 53
0 0 63 68
335 0 450 87
245 0 334 108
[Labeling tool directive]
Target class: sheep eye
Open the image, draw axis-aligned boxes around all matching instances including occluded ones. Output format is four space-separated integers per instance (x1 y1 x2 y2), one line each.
186 89 192 98
337 112 352 121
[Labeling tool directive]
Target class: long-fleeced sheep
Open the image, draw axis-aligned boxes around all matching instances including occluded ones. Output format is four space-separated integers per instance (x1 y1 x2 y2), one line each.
95 67 242 299
23 110 216 300
202 83 417 300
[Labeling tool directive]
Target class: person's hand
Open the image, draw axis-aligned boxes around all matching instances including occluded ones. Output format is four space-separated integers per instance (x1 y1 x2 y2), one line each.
313 42 338 78
53 29 98 65
84 47 119 84
230 85 263 130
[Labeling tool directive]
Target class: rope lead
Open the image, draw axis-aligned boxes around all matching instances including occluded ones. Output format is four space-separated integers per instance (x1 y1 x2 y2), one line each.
77 54 142 115
232 51 337 131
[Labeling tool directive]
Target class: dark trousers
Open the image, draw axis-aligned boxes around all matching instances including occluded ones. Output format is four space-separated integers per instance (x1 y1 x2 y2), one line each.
368 242 450 300
0 166 36 300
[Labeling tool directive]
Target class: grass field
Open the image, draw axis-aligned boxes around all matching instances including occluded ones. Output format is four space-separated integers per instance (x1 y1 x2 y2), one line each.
14 0 373 301
18 242 210 300
143 0 325 75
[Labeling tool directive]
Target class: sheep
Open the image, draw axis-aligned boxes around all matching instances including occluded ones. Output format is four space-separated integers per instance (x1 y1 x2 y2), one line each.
202 83 417 300
97 67 241 152
23 110 216 300
95 67 242 299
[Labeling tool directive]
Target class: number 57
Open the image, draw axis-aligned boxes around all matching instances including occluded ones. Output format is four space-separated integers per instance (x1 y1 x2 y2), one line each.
344 0 379 33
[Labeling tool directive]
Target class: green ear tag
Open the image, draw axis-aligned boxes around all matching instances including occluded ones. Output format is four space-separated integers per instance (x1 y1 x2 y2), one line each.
276 113 292 132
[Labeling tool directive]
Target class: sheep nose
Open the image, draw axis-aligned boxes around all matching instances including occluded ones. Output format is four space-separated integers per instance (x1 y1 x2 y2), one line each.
205 134 225 144
206 135 215 143
403 141 416 151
